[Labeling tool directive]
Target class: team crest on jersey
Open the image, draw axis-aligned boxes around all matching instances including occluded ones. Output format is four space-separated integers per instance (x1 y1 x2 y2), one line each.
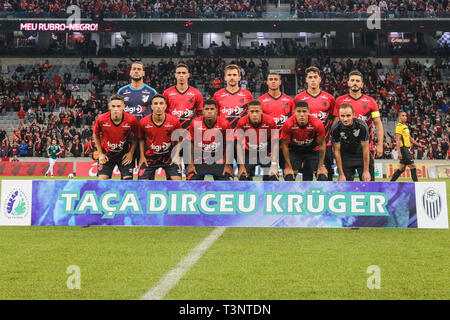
362 103 368 110
124 97 130 102
188 97 194 104
142 95 150 103
322 101 328 108
353 129 360 137
239 98 245 104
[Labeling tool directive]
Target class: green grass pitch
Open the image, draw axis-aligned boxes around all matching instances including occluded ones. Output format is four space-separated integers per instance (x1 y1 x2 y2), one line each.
0 177 448 300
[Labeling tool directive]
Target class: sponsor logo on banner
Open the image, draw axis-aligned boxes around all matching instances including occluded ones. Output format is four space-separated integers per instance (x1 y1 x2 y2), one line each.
427 165 450 179
386 162 450 179
422 187 442 220
415 182 448 229
0 162 73 176
0 180 32 226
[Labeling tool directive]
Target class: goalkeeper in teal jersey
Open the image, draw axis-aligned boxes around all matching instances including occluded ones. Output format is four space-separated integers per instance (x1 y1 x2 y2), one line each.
45 139 62 177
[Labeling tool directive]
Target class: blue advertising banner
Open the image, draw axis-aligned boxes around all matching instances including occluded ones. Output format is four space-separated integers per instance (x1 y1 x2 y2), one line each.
6 180 442 229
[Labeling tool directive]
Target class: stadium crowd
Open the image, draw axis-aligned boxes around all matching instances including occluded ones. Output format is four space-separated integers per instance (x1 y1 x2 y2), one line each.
1 0 449 18
0 0 266 18
291 0 450 18
0 56 448 160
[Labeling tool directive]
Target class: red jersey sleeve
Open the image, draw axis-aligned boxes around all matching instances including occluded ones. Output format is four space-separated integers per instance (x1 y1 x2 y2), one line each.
196 90 204 112
280 121 291 141
137 119 145 139
315 119 326 138
93 118 101 136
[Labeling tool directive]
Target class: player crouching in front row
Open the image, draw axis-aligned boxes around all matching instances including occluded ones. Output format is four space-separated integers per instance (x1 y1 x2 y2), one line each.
93 94 138 180
137 94 183 180
235 100 279 181
280 101 328 181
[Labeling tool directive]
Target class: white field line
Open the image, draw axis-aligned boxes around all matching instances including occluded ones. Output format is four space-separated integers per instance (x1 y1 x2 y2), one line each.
140 227 227 300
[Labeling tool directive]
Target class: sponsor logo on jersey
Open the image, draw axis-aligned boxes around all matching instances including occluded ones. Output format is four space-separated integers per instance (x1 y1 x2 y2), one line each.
311 111 327 121
222 106 244 116
107 140 126 151
124 105 143 114
293 138 314 145
248 142 268 151
198 142 221 151
151 142 171 153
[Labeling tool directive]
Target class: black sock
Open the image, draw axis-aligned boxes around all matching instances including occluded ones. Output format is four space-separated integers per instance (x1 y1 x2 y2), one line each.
411 168 418 182
390 169 403 182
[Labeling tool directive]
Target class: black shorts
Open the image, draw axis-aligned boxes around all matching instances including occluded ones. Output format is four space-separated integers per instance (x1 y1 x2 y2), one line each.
400 147 414 165
98 155 134 179
138 163 182 180
289 150 319 175
325 145 334 168
342 154 375 181
187 164 233 181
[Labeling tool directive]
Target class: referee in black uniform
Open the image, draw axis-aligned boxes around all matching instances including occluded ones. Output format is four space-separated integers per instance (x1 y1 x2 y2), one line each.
331 103 372 181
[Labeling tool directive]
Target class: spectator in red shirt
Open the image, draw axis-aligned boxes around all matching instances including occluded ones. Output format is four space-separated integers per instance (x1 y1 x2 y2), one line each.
17 107 26 119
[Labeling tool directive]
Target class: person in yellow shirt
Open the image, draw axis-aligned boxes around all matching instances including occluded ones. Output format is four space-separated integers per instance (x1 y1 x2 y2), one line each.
390 112 426 182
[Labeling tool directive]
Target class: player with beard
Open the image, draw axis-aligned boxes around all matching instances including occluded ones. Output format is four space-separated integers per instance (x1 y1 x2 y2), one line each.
330 103 371 181
117 61 157 172
213 64 253 129
186 99 235 180
235 100 279 181
280 101 328 181
138 95 183 180
257 73 294 129
335 70 384 181
117 61 157 121
294 66 335 180
93 94 138 180
163 63 203 129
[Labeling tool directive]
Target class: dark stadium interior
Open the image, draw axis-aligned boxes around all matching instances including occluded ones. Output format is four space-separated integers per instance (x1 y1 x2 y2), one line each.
0 0 448 161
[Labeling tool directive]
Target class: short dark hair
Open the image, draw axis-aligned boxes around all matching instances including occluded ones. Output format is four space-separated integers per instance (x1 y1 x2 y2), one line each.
109 94 124 103
175 63 189 72
203 99 217 108
151 94 167 104
338 103 354 113
294 100 309 110
267 72 281 79
305 66 321 76
247 100 262 108
348 70 364 80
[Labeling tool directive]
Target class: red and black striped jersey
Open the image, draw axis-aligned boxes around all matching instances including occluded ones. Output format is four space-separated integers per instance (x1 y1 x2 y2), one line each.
213 88 253 128
163 85 203 129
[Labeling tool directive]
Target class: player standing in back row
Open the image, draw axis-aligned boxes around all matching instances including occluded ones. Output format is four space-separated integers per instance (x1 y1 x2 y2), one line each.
258 73 294 129
294 66 336 180
117 61 157 121
335 70 384 181
117 61 157 174
213 64 253 128
163 63 203 129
